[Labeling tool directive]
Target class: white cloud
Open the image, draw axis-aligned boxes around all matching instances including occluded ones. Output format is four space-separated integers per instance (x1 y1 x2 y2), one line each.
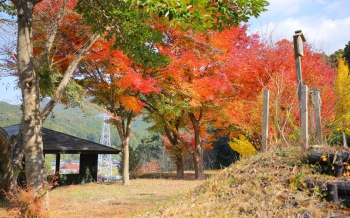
264 0 308 16
316 0 328 5
250 15 350 55
324 0 350 18
265 0 312 16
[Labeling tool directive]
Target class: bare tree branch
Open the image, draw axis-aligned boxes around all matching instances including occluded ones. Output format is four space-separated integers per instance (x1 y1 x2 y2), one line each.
41 33 100 121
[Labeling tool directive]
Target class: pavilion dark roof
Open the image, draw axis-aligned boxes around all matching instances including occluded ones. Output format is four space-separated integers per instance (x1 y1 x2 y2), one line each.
3 124 121 154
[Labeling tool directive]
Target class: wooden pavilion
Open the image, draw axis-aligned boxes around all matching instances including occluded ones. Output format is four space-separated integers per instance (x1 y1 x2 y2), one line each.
3 124 121 186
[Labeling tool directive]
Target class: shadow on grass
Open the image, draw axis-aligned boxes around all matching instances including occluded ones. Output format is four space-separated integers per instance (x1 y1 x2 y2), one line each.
137 170 218 180
0 198 14 217
0 197 11 208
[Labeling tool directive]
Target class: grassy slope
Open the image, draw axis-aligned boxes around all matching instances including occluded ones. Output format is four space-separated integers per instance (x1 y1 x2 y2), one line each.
143 145 350 218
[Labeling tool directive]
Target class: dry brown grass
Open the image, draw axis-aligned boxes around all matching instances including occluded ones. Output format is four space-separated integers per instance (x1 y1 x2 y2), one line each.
48 179 203 218
1 177 203 218
3 145 350 217
141 145 350 218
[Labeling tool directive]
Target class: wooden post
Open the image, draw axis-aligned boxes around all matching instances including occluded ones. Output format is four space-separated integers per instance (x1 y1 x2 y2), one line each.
343 132 348 148
293 30 306 103
293 30 308 150
311 89 322 144
301 85 309 151
262 90 269 152
309 92 315 141
55 153 60 174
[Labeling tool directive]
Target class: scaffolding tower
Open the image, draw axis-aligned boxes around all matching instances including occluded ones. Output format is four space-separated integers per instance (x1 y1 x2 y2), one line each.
98 114 113 178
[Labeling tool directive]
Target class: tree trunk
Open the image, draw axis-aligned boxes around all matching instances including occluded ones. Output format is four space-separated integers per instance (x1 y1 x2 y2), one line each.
163 125 184 179
122 139 130 185
0 128 24 195
170 127 204 180
113 113 132 185
189 112 205 180
192 151 205 180
10 135 24 190
175 150 184 179
12 0 46 192
0 127 13 198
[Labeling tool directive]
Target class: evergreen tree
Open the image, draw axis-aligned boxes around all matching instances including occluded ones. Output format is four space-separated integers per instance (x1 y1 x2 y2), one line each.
344 41 350 67
212 136 239 169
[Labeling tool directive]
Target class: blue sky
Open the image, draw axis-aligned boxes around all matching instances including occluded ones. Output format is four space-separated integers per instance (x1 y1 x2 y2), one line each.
1 0 349 105
248 0 350 55
0 76 21 104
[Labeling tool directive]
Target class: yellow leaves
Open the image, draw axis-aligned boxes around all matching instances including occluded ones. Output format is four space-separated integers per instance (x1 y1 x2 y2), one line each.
289 176 297 190
343 162 350 176
321 154 327 161
334 57 350 133
343 172 350 177
189 99 202 107
335 58 350 99
228 134 257 157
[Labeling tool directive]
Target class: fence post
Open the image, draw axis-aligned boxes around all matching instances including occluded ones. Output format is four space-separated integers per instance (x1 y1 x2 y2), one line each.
262 90 269 152
343 132 348 148
301 85 309 151
311 89 322 144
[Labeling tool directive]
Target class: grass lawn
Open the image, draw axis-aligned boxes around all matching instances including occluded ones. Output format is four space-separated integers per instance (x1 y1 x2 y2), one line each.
0 171 216 218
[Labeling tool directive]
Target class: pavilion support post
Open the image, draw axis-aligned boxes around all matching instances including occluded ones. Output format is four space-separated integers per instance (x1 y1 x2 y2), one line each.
55 153 60 174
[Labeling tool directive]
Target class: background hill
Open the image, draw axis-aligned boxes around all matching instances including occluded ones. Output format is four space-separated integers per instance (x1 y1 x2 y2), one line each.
0 101 239 170
0 101 150 149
